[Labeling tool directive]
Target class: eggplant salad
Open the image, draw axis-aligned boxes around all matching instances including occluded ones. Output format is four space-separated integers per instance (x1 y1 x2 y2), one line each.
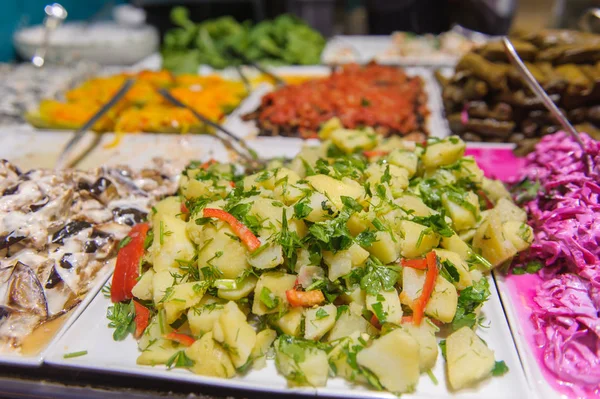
108 127 532 394
0 159 178 353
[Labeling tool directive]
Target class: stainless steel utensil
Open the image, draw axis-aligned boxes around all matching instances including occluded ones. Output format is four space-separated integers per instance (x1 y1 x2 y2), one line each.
32 3 68 67
227 48 286 87
502 37 594 174
157 88 265 171
55 78 135 169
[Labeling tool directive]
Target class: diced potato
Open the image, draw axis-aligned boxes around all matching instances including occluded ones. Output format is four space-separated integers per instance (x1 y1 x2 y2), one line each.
163 282 207 324
152 270 174 305
367 231 402 264
138 315 172 351
213 301 257 368
440 234 471 261
180 176 227 200
435 249 472 290
305 191 337 223
323 243 369 281
196 222 250 279
318 117 342 139
289 145 327 178
442 191 480 232
452 156 484 184
149 214 195 272
188 303 225 336
472 212 517 267
251 329 277 369
249 243 284 269
401 268 458 323
252 272 296 315
306 174 364 210
366 289 403 324
304 304 337 340
274 174 305 205
446 327 495 390
327 303 370 341
493 198 527 224
132 269 155 301
218 275 258 301
399 220 440 258
186 332 236 378
356 329 420 393
388 149 418 177
328 332 368 383
365 163 409 197
401 318 439 371
339 287 366 307
136 339 178 365
296 265 325 289
152 197 182 219
347 212 370 236
275 307 304 336
330 128 377 154
502 221 534 252
482 177 511 203
275 337 329 387
421 137 466 169
395 194 436 217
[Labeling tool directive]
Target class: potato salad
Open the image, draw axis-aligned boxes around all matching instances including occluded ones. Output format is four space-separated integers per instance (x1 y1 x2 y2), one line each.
106 123 533 394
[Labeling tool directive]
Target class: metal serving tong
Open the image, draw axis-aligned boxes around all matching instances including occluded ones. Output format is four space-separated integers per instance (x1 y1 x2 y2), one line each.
226 48 286 87
157 88 265 172
502 37 595 175
55 78 135 169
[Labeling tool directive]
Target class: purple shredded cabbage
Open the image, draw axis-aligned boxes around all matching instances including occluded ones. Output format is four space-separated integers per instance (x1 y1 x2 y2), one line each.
514 132 600 395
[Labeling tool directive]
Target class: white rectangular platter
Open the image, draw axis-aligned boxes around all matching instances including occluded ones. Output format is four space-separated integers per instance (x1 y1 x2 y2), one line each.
45 274 531 399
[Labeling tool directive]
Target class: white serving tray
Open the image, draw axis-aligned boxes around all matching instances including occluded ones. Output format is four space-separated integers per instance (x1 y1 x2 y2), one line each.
45 275 531 398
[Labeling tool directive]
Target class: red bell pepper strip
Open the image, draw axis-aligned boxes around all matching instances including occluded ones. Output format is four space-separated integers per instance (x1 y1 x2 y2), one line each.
363 150 389 158
203 208 261 252
133 301 150 339
401 258 428 270
477 189 494 210
412 251 439 326
111 223 149 303
401 316 413 324
200 159 217 170
164 332 196 347
286 289 325 307
180 202 189 214
370 314 382 330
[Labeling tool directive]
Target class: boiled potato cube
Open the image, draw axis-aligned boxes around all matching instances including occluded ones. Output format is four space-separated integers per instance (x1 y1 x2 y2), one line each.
452 156 484 184
304 304 337 340
132 269 155 301
356 329 420 393
196 222 250 279
138 315 172 351
446 326 495 390
331 128 377 153
136 339 178 366
212 301 257 368
186 332 236 378
164 282 207 324
305 191 337 223
366 289 403 324
401 318 438 371
493 198 527 223
365 163 409 197
502 221 533 252
482 177 511 203
367 231 402 264
149 214 195 272
395 194 436 217
400 220 440 258
440 234 471 261
435 249 472 290
472 212 517 267
152 270 174 305
152 197 182 219
347 212 370 236
318 117 342 139
421 137 466 169
339 287 366 307
388 149 418 177
323 243 369 281
401 268 458 323
306 174 364 211
328 332 368 383
442 191 480 232
327 303 370 341
252 272 296 315
251 329 277 369
275 307 304 336
188 303 225 336
275 337 329 387
289 145 327 178
217 275 258 301
249 243 283 269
